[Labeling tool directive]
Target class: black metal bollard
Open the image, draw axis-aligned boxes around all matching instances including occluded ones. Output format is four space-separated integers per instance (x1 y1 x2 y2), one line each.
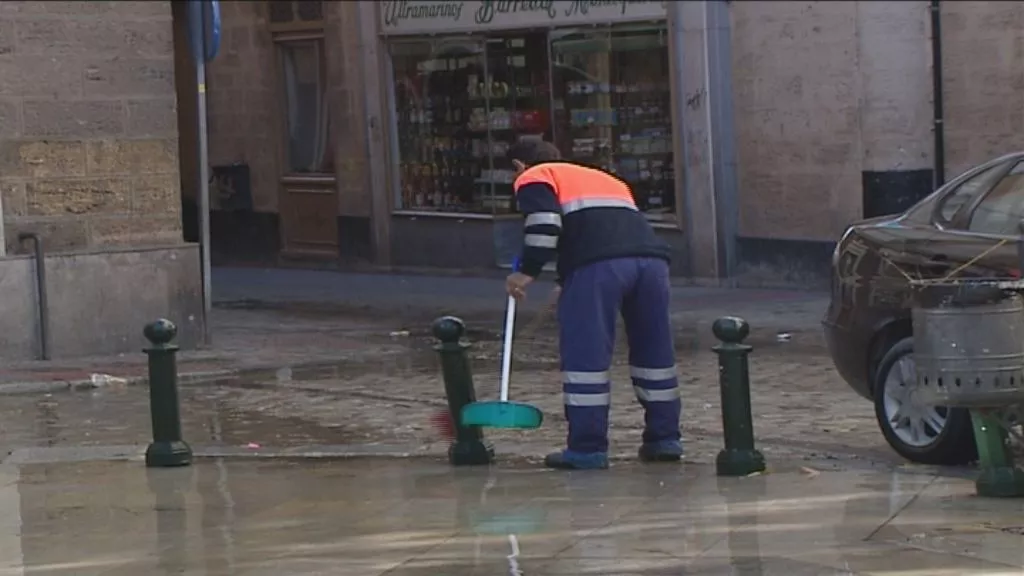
143 319 193 468
712 316 766 477
433 316 494 466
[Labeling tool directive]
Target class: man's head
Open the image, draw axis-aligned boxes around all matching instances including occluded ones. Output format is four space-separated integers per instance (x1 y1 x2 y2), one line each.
507 139 561 174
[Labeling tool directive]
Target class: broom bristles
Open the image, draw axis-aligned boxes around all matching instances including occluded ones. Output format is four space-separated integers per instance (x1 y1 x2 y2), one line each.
431 409 455 440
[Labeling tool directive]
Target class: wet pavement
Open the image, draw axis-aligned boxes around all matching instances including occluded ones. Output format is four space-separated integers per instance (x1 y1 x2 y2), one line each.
0 458 1021 575
0 270 1020 573
0 337 899 470
0 267 828 392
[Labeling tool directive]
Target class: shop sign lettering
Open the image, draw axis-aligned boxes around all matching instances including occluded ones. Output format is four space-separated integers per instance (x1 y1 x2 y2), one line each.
380 0 667 35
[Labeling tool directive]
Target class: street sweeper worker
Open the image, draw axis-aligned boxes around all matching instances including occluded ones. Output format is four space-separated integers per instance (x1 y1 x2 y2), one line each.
503 139 682 470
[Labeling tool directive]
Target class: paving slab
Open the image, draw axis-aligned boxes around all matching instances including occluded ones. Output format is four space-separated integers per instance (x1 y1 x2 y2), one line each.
0 458 1017 575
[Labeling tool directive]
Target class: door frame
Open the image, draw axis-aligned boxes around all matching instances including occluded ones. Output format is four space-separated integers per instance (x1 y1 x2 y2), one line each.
271 13 340 261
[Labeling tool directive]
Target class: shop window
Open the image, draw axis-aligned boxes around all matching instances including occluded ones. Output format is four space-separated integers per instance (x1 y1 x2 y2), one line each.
387 24 673 219
551 24 674 219
389 33 552 214
278 39 333 174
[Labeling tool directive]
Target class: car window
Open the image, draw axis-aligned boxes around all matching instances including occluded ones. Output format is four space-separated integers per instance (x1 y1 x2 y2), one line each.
967 161 1024 235
936 161 1010 224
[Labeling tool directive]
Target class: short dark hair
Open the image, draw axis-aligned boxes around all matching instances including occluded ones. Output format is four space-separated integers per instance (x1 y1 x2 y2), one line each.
507 139 561 166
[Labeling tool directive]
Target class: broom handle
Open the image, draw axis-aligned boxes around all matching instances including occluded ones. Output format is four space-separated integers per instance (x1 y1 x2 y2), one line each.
500 294 516 402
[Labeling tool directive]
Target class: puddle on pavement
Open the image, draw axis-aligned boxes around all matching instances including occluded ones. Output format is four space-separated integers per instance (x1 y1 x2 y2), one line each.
0 385 364 455
4 458 1020 574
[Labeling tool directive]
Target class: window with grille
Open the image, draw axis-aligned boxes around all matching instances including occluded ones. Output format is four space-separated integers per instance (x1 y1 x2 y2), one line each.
268 1 324 31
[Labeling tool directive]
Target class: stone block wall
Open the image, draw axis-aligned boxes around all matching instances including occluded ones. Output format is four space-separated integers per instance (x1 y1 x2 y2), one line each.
941 1 1024 178
205 1 371 217
204 0 280 213
327 1 371 218
0 1 182 255
731 1 863 242
731 0 1024 247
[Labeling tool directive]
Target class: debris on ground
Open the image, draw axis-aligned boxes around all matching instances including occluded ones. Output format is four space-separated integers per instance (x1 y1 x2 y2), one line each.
88 374 129 388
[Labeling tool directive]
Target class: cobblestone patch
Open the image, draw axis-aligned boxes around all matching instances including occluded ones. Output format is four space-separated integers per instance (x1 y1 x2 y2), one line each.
198 347 896 468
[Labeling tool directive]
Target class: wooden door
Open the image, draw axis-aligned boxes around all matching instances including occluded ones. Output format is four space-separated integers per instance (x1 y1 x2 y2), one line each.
279 175 338 259
272 1 338 260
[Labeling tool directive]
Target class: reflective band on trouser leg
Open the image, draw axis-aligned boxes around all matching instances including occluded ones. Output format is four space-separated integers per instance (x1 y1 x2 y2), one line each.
630 364 681 444
562 370 611 453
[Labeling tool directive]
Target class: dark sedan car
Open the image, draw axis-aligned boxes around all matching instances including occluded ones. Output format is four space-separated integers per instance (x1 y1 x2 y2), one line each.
824 152 1024 465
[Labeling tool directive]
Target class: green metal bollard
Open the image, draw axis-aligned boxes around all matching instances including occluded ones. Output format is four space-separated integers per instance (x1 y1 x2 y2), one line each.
143 319 193 468
433 316 494 466
969 410 1024 498
712 316 766 477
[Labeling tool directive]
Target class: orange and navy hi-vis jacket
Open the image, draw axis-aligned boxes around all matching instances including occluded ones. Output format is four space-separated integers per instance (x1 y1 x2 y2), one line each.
513 161 670 282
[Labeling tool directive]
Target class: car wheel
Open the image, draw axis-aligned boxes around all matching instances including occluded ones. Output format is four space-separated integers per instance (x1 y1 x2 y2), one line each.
873 337 977 465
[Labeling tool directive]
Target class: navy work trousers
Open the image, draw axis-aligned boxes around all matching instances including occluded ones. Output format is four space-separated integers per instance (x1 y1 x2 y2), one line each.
557 257 681 454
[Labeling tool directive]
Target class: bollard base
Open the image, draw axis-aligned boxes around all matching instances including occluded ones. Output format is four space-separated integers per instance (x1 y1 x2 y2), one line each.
449 440 495 466
716 448 766 477
975 466 1024 498
146 440 193 468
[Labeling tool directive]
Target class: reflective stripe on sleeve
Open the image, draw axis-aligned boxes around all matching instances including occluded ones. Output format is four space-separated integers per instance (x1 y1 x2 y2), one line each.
525 212 562 228
564 392 611 407
634 386 680 402
524 234 558 248
629 365 678 381
563 371 610 384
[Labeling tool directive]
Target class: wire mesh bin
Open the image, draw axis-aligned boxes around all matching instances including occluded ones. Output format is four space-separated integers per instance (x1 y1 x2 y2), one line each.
911 279 1024 407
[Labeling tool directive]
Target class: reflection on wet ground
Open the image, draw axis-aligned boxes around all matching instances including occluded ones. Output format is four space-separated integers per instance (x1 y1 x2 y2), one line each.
0 459 1021 575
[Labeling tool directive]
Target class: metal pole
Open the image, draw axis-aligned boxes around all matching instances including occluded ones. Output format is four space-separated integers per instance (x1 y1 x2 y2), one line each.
930 0 946 187
0 189 5 257
19 233 49 361
197 36 212 346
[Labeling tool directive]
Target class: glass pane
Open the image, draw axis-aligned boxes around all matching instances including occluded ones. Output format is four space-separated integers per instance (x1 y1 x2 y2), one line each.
551 24 674 219
551 27 614 171
607 24 673 217
483 32 553 216
938 162 1008 223
296 0 323 21
390 39 490 212
279 39 333 174
968 161 1024 235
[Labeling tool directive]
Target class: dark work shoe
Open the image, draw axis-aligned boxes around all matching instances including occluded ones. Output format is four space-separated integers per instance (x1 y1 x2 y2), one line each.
543 450 609 470
638 440 684 462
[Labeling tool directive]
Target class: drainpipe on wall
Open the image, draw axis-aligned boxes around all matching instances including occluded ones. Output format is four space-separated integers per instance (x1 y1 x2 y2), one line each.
0 189 5 257
930 0 946 187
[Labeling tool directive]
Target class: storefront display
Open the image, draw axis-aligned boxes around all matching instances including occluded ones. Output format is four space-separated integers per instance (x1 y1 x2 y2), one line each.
386 13 675 220
390 32 550 214
551 24 674 218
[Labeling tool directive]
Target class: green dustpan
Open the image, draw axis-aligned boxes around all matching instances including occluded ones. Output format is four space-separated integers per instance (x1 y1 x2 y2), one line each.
461 294 543 429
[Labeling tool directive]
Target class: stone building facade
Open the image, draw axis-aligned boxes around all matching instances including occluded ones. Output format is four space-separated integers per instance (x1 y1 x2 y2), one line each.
202 0 1023 285
0 1 201 360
